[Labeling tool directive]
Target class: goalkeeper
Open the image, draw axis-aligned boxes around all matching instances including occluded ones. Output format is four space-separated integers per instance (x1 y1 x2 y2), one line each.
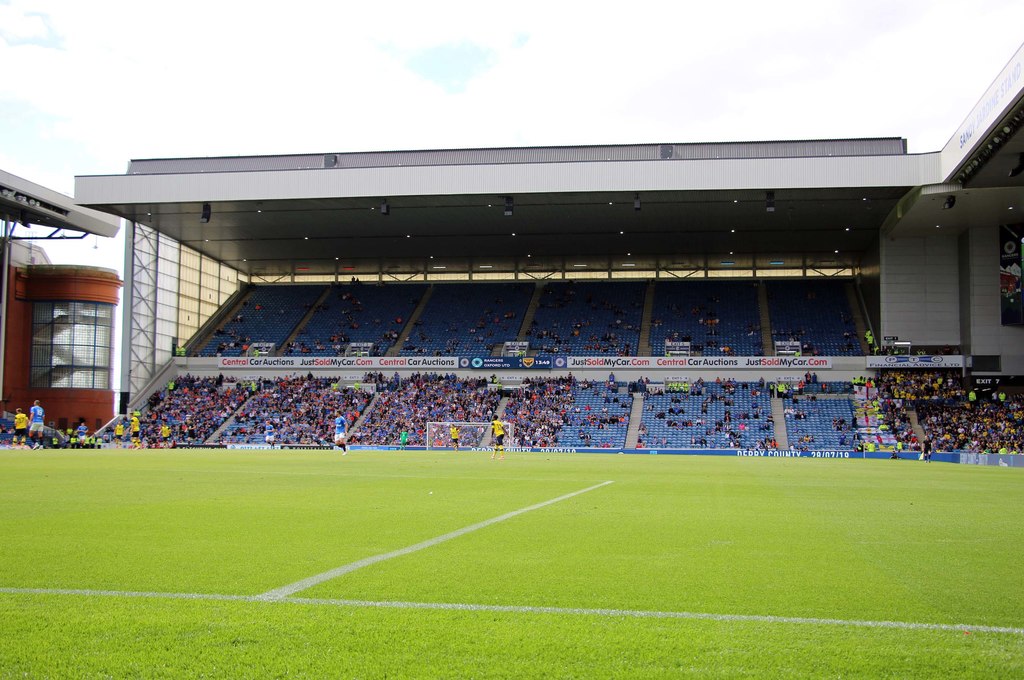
449 424 460 451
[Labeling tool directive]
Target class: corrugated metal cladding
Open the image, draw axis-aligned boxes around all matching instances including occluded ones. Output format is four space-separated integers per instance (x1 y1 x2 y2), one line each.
124 139 907 176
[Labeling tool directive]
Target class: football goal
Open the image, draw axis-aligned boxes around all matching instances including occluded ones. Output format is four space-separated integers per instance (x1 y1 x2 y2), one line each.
425 421 514 449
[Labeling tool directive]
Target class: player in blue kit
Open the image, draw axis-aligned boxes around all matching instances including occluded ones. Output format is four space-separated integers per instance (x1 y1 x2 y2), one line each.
333 413 348 454
29 400 45 449
264 421 276 446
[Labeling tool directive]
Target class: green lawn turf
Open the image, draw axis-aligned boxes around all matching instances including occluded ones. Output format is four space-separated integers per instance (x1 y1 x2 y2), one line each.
1 449 1022 678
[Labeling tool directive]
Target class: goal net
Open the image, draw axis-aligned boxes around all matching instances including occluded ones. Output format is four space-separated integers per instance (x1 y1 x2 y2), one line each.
425 421 515 449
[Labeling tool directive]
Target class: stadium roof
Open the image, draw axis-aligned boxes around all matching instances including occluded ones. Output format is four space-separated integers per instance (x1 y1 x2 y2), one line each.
1 169 119 239
71 138 918 276
71 43 1024 279
75 91 1024 280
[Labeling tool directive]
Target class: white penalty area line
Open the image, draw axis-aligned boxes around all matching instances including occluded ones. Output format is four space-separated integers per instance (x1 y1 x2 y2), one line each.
1 587 1021 636
258 480 615 600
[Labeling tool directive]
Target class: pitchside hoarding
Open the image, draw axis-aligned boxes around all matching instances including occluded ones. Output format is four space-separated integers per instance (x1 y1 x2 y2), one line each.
217 356 460 369
564 356 834 369
212 355 839 370
864 355 965 368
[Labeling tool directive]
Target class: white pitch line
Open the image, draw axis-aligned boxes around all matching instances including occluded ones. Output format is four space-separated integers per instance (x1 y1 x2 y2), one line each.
283 597 1024 635
0 586 255 602
258 480 615 600
2 587 1021 635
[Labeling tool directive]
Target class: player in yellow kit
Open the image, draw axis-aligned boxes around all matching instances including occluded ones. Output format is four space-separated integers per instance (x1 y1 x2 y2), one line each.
130 413 141 448
13 408 28 448
449 424 460 451
490 416 505 460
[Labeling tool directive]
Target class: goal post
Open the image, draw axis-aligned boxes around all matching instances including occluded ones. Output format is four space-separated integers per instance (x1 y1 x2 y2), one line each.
426 421 515 449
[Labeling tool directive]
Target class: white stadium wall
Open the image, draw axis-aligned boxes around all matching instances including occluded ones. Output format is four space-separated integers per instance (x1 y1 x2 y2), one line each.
879 232 961 346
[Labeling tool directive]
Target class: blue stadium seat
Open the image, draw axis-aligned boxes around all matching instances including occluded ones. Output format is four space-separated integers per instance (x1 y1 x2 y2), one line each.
766 280 861 356
290 283 427 356
649 280 762 356
399 283 534 357
527 281 644 356
198 285 326 356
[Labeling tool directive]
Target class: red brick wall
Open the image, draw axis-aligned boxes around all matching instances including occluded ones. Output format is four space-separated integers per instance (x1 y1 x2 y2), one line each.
2 265 122 429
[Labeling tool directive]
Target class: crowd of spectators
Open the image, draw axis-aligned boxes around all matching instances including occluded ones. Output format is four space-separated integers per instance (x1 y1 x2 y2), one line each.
916 396 1023 453
287 287 416 357
559 379 630 448
354 373 501 446
139 374 250 445
874 370 966 404
216 376 370 445
526 284 641 356
502 376 578 448
637 378 774 449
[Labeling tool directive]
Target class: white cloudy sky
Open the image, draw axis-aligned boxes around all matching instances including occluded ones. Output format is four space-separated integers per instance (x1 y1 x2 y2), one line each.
1 0 1023 383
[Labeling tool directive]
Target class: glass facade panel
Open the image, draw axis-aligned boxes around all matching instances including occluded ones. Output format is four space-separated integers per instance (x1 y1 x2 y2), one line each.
31 301 115 389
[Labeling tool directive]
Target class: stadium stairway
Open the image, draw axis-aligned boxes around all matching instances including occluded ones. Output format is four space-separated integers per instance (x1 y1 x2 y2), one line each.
846 281 871 354
184 284 251 357
908 409 928 444
205 390 260 443
771 396 790 448
192 287 256 356
386 285 434 357
514 282 545 347
758 282 774 355
349 391 381 441
276 286 332 355
624 393 645 448
637 280 656 356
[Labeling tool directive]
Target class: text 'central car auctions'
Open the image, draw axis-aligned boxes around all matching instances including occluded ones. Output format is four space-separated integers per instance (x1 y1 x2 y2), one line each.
217 357 459 369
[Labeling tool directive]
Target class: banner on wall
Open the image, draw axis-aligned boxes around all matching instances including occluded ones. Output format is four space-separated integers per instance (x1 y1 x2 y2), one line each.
565 356 833 369
457 356 557 370
217 356 459 369
1000 223 1023 326
865 355 965 369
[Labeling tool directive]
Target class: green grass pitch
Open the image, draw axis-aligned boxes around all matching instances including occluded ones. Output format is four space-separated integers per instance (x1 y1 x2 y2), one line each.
1 448 1022 678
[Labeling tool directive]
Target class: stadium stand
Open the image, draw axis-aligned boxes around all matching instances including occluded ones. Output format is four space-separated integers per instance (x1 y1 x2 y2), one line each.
782 394 856 450
353 373 502 446
215 376 370 444
501 377 577 448
138 375 251 445
527 281 644 355
555 382 631 448
636 380 774 449
198 285 325 356
765 280 861 356
914 390 1022 453
501 376 630 448
287 283 427 356
648 280 762 356
399 283 534 357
